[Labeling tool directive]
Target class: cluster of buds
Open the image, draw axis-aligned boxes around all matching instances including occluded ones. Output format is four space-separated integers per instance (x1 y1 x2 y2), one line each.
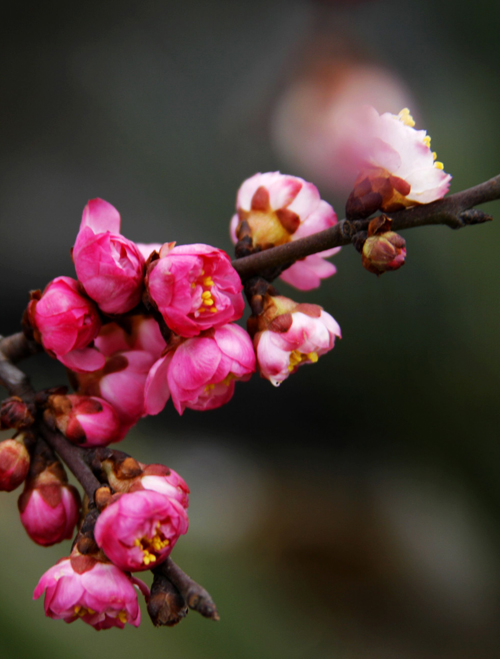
0 114 453 630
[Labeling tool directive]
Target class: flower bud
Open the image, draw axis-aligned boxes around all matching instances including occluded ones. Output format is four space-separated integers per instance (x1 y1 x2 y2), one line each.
148 569 187 627
145 243 244 337
0 397 34 430
26 276 104 372
0 435 30 491
250 294 341 386
47 394 123 447
94 490 189 572
73 198 145 315
102 458 190 509
361 215 406 275
18 460 81 546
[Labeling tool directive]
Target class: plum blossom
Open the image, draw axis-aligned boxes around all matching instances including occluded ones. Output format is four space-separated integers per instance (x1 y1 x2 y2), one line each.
0 436 30 492
230 172 340 290
145 243 244 337
26 277 104 372
18 462 80 546
48 394 124 447
250 295 341 386
94 490 189 572
346 107 452 219
33 555 148 630
144 324 256 415
73 198 145 314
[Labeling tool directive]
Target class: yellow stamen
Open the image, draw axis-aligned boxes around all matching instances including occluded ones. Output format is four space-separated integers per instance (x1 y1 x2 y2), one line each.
434 161 444 170
398 108 415 127
134 524 170 567
432 151 437 160
209 307 218 313
202 276 215 287
307 352 319 363
423 135 431 148
118 610 128 624
205 383 215 392
203 298 214 306
201 291 212 299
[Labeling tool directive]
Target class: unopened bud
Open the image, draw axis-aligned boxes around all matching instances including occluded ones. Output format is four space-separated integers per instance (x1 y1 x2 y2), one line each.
0 435 30 491
361 215 406 275
0 397 34 430
148 569 188 627
47 394 123 447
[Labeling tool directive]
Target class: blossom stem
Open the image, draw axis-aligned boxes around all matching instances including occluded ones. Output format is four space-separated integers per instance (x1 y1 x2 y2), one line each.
231 173 499 280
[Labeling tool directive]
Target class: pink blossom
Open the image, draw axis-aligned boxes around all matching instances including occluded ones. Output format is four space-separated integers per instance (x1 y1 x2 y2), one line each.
48 394 124 447
346 107 452 218
27 277 104 372
131 464 190 509
18 465 81 546
252 296 341 386
136 242 163 260
145 243 244 337
230 172 339 291
94 490 189 572
33 556 148 630
71 318 166 427
73 198 145 314
144 324 256 415
0 436 30 492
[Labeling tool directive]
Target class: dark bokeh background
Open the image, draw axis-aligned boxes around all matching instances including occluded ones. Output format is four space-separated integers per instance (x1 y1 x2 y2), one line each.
1 1 500 658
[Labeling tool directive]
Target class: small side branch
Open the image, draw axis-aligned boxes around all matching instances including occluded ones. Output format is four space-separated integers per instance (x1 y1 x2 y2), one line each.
232 174 499 280
161 558 220 621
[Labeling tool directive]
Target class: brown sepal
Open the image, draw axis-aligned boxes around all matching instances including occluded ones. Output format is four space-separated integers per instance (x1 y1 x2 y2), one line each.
276 208 300 234
251 186 270 212
268 313 293 333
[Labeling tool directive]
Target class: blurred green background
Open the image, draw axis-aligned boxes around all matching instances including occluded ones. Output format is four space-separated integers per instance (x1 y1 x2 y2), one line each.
1 1 500 657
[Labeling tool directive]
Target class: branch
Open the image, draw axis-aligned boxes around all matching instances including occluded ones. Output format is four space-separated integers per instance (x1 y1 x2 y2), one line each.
231 174 499 280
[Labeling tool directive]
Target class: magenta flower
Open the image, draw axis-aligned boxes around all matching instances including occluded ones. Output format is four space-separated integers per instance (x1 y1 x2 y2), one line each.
48 394 124 447
73 198 145 315
18 465 80 547
33 556 148 630
346 107 452 218
230 172 340 290
94 490 189 572
27 277 104 372
0 436 30 492
144 324 256 415
145 243 244 337
252 296 341 386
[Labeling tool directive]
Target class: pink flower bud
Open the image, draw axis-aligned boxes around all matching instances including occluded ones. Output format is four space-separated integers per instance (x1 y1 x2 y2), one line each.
105 461 190 509
0 435 30 491
18 463 81 546
145 243 244 337
144 324 256 415
33 553 149 630
346 107 451 219
230 172 340 290
27 277 104 372
94 490 189 572
73 198 145 314
361 216 406 275
48 394 123 447
251 295 341 386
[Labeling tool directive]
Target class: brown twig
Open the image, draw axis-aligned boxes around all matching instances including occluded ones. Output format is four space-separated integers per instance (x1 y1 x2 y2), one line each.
161 558 220 621
231 174 499 280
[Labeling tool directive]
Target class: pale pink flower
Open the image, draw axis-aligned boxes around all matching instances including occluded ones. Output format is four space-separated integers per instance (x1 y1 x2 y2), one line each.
33 556 148 630
48 394 124 447
73 198 145 314
18 466 80 546
0 436 30 492
144 324 256 415
145 243 244 337
27 277 104 372
94 490 189 572
252 296 341 386
230 172 339 291
346 107 452 218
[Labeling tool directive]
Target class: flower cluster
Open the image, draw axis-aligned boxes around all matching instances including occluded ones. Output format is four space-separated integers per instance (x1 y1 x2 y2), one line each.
0 113 453 630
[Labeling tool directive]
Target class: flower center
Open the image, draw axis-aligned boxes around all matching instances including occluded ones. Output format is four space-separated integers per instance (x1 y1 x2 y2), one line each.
193 272 218 315
288 350 318 372
246 211 292 247
74 605 96 617
204 373 235 393
134 522 170 566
